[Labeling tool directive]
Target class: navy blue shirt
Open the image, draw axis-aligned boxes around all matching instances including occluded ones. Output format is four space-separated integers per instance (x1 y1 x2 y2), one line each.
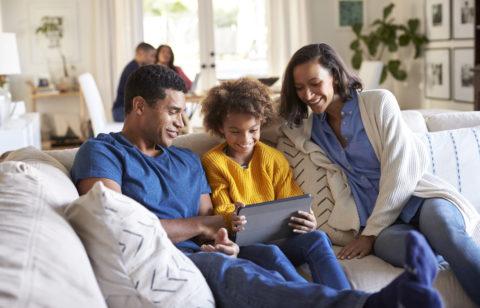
71 132 211 251
112 60 139 122
310 93 422 226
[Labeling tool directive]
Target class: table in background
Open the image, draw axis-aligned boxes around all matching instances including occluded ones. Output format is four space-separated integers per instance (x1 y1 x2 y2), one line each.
0 113 41 155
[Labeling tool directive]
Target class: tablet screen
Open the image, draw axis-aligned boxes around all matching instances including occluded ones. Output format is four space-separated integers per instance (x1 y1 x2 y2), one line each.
235 194 313 246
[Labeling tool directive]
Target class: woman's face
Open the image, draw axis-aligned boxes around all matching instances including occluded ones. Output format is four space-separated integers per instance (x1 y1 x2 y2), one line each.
158 47 172 65
292 60 337 115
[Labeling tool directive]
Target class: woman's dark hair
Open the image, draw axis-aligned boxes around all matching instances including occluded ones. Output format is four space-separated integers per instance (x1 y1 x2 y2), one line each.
124 64 187 115
201 77 276 138
156 44 175 70
279 43 362 127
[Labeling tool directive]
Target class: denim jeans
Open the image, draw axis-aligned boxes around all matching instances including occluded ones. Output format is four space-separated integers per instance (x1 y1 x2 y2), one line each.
374 198 480 305
238 243 308 283
239 231 350 289
188 251 368 308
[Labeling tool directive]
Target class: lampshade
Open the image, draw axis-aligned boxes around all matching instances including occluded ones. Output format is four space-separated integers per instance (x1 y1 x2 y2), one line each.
0 32 21 75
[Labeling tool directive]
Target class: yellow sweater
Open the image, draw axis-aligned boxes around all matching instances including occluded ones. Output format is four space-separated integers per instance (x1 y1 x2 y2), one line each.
201 141 303 232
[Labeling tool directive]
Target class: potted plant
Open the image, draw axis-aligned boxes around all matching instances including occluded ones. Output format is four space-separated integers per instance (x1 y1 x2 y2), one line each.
349 3 428 84
35 16 75 90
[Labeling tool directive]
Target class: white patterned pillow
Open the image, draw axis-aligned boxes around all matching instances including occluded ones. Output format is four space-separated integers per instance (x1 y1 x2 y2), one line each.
416 126 480 213
65 181 215 308
276 137 355 245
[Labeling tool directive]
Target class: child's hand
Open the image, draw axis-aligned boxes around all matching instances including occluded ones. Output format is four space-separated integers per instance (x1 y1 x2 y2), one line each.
289 209 317 233
231 201 247 232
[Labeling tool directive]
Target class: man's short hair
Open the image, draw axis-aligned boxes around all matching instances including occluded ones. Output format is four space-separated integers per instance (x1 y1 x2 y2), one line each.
135 42 155 52
124 65 187 115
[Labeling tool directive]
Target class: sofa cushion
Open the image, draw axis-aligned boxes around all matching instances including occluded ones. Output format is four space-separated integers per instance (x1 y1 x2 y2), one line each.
416 126 480 213
425 111 480 132
172 132 224 158
276 137 355 246
0 161 105 308
400 110 428 133
1 146 79 208
65 181 215 307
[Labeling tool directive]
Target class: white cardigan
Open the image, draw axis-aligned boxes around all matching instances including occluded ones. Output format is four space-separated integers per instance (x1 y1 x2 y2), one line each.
281 89 480 242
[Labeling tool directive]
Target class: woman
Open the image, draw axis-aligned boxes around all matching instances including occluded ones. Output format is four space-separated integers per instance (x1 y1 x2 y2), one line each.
156 44 192 90
279 42 480 305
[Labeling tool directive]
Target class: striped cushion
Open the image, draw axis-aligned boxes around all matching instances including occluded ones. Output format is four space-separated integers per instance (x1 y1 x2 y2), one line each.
276 137 355 245
416 126 480 213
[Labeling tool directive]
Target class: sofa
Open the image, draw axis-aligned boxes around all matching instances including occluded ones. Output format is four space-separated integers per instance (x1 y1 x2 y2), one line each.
0 108 479 307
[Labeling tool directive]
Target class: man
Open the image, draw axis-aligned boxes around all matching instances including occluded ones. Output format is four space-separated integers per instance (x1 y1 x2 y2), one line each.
72 65 442 308
111 42 156 122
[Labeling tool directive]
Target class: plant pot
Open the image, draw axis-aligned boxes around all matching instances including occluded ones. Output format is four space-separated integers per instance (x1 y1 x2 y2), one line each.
56 76 77 92
358 61 384 90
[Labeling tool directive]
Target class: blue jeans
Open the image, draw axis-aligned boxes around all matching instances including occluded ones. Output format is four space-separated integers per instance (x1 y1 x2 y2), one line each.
374 198 480 305
188 251 368 308
238 243 308 283
240 231 350 289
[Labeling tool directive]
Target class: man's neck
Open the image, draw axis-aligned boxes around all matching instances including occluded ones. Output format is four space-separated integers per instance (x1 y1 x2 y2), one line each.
121 128 163 157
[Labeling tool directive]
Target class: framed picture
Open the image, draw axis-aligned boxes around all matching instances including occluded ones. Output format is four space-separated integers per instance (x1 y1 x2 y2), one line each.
453 0 475 39
425 48 451 100
336 0 365 29
425 0 451 40
453 48 474 102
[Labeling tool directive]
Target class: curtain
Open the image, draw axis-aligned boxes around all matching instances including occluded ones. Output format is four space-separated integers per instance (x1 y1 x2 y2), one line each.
90 0 143 121
265 0 312 79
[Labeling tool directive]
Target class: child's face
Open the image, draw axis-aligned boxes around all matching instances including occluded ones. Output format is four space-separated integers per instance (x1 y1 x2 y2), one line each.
220 112 261 156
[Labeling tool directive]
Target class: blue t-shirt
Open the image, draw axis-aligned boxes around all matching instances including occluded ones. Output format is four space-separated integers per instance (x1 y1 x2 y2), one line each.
71 132 211 251
112 60 139 122
311 93 422 226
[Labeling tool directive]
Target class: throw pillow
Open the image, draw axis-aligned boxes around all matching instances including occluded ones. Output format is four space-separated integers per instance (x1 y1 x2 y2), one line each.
0 161 105 308
416 126 480 213
426 111 480 132
276 137 355 246
65 181 215 307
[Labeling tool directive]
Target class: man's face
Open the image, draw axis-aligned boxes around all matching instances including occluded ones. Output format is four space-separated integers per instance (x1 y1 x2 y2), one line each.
141 89 186 148
140 49 157 66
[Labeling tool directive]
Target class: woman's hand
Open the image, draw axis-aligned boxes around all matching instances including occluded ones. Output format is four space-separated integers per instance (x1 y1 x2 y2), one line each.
231 201 247 233
201 228 239 258
337 235 376 260
289 209 317 233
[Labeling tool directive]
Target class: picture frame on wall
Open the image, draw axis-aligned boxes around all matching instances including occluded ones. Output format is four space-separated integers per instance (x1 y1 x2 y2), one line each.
453 48 474 102
425 48 451 100
336 0 365 29
452 0 475 39
425 0 451 40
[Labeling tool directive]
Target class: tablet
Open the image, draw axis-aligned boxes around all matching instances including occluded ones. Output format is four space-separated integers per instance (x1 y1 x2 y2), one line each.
234 194 313 247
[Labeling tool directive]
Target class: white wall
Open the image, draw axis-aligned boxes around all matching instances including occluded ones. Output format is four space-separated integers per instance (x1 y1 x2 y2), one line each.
307 0 475 111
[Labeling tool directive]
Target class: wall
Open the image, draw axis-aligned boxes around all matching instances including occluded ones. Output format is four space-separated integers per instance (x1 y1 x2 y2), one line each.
307 0 475 111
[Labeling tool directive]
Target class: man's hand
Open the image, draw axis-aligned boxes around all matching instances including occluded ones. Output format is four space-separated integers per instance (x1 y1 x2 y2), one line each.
337 235 376 260
200 228 239 258
289 209 317 233
231 201 247 232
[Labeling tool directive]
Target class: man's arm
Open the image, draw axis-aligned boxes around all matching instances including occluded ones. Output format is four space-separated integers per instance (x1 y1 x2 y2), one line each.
159 193 226 244
77 177 122 195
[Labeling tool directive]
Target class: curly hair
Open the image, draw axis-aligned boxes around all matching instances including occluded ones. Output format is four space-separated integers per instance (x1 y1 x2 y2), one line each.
201 77 276 137
279 43 363 127
124 64 187 115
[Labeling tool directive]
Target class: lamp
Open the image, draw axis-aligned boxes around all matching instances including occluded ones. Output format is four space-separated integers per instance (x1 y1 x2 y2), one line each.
0 32 21 127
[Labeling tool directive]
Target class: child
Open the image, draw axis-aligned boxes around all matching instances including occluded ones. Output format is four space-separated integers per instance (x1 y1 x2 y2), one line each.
201 77 350 289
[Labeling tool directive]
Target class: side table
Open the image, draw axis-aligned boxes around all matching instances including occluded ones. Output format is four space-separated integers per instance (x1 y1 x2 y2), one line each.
0 113 41 155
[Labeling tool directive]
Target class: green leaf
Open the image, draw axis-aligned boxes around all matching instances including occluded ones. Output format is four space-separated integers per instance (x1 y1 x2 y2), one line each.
388 42 397 52
408 19 419 32
352 23 363 35
399 34 410 46
387 60 407 80
350 40 360 50
379 67 388 84
351 51 363 70
383 3 395 20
